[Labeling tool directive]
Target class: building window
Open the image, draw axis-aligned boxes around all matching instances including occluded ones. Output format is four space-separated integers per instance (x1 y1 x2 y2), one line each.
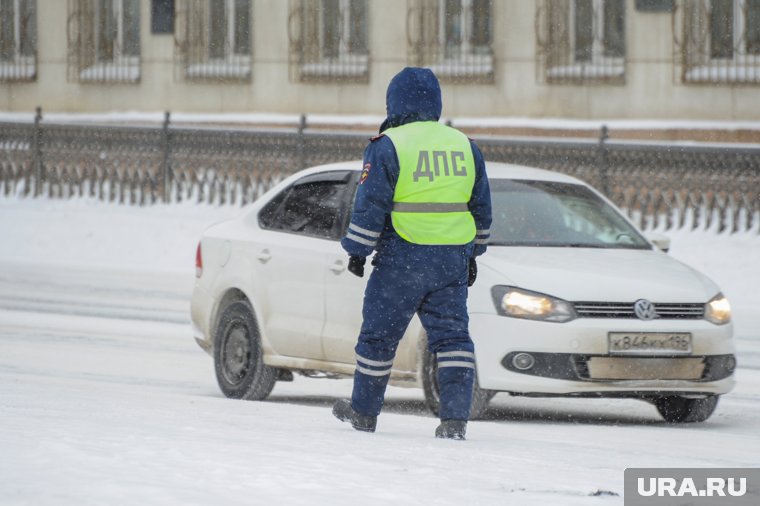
677 0 760 84
67 0 141 83
288 0 369 82
635 0 675 12
152 0 174 34
0 0 37 81
537 0 626 84
176 0 252 81
407 0 493 82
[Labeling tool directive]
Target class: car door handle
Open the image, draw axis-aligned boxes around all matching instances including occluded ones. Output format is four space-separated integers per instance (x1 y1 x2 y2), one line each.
256 249 271 263
328 260 346 274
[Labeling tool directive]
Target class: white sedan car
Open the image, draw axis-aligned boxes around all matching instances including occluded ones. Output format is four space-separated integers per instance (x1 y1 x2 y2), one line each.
190 161 736 422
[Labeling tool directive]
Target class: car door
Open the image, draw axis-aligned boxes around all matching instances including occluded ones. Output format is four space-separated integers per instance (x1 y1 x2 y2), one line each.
253 170 355 361
322 242 368 364
321 176 419 373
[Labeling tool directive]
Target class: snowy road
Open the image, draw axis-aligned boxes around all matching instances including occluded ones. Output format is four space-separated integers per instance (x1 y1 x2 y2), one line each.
1 261 759 506
0 263 192 324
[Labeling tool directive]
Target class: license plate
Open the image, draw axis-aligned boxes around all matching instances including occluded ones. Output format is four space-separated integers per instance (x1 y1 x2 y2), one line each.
608 332 692 355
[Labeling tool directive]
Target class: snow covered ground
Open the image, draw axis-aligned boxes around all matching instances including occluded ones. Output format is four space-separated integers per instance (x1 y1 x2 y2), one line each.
1 195 759 506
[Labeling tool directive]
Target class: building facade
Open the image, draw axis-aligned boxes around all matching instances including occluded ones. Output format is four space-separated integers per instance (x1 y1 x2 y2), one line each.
0 0 759 120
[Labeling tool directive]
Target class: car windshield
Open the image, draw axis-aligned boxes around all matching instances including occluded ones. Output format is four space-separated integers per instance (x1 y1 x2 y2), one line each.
488 179 650 249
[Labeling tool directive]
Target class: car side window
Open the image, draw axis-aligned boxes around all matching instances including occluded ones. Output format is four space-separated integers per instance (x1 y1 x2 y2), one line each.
258 190 288 230
259 171 354 240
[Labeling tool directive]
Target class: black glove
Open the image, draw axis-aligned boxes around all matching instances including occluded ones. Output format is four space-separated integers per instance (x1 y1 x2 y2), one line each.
467 258 477 287
348 256 366 278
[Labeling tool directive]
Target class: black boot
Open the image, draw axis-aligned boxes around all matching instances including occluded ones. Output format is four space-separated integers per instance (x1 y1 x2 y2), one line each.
435 419 467 440
332 399 377 433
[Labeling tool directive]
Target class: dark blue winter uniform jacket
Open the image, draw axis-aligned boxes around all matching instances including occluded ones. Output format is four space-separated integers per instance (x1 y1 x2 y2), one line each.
340 67 492 422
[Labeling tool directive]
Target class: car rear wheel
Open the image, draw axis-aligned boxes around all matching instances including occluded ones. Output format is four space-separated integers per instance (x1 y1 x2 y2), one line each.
214 300 276 400
422 347 495 420
653 395 719 423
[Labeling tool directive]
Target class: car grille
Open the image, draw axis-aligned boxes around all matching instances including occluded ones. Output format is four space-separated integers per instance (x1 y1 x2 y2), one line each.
572 302 705 319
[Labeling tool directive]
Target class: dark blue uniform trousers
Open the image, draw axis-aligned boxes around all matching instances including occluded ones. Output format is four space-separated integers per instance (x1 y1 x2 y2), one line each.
351 241 476 421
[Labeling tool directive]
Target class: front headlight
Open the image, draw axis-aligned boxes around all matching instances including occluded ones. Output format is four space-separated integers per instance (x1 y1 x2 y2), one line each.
491 286 576 323
705 293 731 325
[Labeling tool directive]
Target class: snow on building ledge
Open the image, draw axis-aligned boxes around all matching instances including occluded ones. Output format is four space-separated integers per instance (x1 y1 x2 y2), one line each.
1 111 759 144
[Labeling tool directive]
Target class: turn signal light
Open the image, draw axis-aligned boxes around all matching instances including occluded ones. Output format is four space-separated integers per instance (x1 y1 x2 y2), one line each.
195 242 203 278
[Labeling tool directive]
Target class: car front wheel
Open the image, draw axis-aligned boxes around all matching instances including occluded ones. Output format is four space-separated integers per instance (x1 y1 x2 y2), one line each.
214 300 276 400
422 347 495 420
653 395 719 423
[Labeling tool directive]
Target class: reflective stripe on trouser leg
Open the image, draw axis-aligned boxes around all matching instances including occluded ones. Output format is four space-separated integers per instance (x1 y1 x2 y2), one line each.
351 353 393 417
437 352 476 421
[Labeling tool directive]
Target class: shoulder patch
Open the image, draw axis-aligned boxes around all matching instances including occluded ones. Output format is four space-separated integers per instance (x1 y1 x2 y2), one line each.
359 163 371 184
369 134 386 142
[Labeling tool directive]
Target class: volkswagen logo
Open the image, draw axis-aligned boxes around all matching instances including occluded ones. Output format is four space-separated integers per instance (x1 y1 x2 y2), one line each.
633 299 657 320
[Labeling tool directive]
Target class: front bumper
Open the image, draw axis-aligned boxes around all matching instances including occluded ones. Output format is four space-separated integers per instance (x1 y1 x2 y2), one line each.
500 351 735 381
470 313 737 396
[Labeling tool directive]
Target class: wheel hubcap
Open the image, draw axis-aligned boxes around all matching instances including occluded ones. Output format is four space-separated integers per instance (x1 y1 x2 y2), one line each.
222 323 250 385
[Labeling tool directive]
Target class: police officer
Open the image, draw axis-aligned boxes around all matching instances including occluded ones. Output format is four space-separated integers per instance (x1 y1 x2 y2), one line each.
332 67 492 440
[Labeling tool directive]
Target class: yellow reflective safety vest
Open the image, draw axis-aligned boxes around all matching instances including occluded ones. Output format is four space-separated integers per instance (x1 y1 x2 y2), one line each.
384 121 476 245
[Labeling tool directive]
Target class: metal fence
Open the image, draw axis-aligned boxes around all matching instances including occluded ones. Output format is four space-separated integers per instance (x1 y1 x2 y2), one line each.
476 132 760 234
1 110 759 234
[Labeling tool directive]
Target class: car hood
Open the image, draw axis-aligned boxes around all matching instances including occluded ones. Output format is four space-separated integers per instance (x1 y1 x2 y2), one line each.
480 247 720 302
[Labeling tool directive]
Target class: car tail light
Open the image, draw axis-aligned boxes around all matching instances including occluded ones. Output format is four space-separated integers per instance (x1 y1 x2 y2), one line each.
195 242 203 278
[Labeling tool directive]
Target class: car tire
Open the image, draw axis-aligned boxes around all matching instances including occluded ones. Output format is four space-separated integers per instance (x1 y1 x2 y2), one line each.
653 395 719 423
214 300 276 401
422 347 495 420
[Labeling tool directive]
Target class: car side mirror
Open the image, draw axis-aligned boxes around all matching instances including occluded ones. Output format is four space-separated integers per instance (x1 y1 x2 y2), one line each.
646 233 671 253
